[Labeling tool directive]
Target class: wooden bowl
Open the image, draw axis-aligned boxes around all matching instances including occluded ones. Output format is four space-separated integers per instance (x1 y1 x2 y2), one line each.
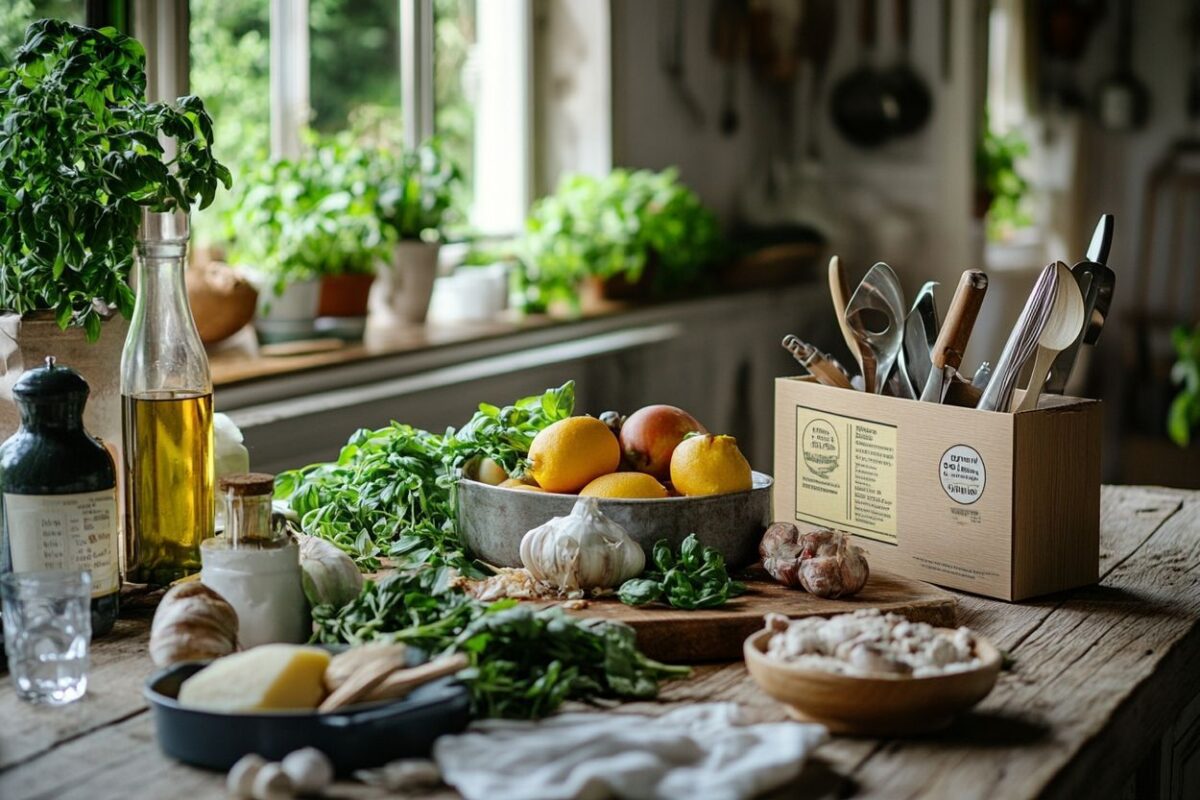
743 627 1002 736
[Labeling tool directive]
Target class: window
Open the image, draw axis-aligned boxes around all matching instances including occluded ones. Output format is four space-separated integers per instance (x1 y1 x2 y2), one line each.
176 0 530 244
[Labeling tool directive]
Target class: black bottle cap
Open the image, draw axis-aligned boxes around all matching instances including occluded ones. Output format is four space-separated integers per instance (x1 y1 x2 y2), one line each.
13 356 90 404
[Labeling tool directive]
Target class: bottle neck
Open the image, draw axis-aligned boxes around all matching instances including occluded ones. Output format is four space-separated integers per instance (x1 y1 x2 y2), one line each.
221 492 276 547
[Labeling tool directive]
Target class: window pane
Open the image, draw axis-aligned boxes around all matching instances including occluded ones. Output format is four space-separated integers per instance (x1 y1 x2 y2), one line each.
189 0 270 246
309 0 402 138
435 0 477 215
0 0 85 64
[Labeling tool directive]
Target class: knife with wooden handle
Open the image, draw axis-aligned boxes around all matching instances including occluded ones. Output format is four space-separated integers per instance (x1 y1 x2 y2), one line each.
828 256 864 383
919 269 989 403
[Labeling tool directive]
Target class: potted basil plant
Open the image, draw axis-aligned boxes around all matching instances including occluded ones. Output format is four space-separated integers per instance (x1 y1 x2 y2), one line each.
0 20 230 443
369 140 461 325
224 141 386 341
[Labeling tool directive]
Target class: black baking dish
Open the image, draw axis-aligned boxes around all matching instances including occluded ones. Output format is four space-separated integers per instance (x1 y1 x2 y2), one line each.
144 656 471 774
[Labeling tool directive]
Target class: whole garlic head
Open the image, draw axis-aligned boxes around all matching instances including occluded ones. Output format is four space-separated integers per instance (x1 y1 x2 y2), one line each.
519 497 645 592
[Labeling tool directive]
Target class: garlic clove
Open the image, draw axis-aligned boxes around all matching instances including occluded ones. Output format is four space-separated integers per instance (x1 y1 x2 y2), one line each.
281 747 334 794
252 763 294 800
227 753 266 799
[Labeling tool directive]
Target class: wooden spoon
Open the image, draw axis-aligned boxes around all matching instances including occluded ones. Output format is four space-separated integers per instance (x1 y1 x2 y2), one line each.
828 256 865 386
1015 262 1086 412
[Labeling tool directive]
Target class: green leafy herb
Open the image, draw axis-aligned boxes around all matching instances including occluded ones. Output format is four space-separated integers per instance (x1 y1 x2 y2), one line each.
223 135 388 293
312 568 689 718
373 138 462 241
977 118 1032 242
618 534 745 610
0 20 231 339
514 168 722 312
275 381 575 571
1168 324 1200 447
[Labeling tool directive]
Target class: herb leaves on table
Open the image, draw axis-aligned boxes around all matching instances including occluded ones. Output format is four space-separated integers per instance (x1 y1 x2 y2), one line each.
311 568 689 718
618 534 746 610
275 382 575 573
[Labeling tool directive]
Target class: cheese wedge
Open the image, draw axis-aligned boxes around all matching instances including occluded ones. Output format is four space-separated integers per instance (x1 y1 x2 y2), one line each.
178 644 331 712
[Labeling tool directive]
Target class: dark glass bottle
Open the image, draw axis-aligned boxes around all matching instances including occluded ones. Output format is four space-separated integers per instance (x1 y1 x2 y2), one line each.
0 357 120 637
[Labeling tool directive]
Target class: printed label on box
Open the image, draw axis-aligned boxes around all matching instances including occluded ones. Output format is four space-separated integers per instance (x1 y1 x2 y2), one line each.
793 405 898 544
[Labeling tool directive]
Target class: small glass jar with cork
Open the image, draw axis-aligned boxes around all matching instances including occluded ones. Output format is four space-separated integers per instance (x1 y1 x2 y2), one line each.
199 473 309 648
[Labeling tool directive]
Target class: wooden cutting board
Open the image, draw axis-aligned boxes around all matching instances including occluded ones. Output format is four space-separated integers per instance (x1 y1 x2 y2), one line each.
555 569 957 663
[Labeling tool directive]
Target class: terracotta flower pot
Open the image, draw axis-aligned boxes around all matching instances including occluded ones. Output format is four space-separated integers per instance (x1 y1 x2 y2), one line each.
318 273 376 318
369 241 440 325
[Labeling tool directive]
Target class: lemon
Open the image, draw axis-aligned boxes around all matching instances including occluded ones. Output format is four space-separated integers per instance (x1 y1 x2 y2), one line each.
580 472 668 499
528 416 621 493
507 484 546 493
670 434 752 496
500 477 539 489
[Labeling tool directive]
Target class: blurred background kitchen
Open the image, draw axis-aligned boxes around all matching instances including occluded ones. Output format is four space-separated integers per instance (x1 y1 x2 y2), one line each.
6 0 1197 486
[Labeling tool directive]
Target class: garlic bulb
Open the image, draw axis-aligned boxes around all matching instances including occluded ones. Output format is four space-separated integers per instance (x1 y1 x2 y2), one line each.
149 582 239 667
298 534 364 609
519 497 645 592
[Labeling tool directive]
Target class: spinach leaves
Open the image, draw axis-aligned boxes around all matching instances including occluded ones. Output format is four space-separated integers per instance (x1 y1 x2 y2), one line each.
275 382 575 572
618 534 745 610
0 20 231 339
311 568 689 718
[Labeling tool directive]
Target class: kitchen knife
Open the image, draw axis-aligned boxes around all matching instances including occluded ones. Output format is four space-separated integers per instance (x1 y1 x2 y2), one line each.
1043 214 1116 394
919 270 989 403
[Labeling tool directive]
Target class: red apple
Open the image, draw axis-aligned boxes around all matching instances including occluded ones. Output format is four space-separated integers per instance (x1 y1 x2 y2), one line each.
619 404 707 478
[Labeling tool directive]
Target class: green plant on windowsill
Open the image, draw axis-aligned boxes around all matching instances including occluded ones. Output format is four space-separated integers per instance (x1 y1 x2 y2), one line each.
372 138 462 243
222 137 387 295
514 168 722 313
1168 323 1200 448
0 19 231 340
977 124 1033 243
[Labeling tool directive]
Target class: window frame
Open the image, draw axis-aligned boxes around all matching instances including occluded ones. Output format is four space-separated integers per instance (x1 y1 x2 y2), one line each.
136 0 535 233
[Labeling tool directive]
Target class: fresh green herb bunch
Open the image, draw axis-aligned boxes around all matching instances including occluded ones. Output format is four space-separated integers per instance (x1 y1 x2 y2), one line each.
1168 324 1200 447
311 569 689 718
516 168 722 312
223 136 387 294
373 138 461 241
275 382 575 572
618 534 746 610
0 20 232 340
977 121 1032 242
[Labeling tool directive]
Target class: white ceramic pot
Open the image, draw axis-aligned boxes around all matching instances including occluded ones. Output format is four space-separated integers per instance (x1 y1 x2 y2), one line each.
253 277 321 343
370 241 440 325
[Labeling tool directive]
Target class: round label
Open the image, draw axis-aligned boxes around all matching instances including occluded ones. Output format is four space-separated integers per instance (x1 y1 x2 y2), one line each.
801 419 840 477
939 445 986 505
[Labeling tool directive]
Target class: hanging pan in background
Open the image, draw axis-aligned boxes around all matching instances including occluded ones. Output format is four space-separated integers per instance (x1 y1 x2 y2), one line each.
1095 0 1149 131
881 0 932 136
831 0 894 147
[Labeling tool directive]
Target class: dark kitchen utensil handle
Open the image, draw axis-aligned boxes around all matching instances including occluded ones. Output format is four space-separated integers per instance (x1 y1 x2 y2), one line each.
859 0 877 48
930 270 988 371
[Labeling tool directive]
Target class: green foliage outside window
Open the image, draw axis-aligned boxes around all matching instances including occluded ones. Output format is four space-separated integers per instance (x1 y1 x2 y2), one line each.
1168 324 1200 448
977 122 1033 242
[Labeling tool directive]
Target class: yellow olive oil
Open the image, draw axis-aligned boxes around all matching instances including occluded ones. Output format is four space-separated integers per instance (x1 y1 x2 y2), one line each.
122 391 214 586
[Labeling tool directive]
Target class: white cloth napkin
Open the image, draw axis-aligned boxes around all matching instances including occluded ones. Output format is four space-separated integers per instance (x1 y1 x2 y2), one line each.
431 702 828 800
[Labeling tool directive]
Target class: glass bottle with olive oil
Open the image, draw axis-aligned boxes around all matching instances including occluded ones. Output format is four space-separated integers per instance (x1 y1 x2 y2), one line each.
120 210 215 586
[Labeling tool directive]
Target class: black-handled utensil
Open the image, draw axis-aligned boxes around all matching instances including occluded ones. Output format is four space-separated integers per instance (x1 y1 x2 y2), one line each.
1043 214 1116 395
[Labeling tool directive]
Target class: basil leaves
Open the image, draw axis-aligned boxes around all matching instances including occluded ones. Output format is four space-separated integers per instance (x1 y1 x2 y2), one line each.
618 534 746 610
0 20 231 339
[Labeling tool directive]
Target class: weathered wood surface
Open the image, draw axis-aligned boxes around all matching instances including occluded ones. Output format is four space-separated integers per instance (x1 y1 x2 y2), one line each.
1 485 1196 800
560 570 958 662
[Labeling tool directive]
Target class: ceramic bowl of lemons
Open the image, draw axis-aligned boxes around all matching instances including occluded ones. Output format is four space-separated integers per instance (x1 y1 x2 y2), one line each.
457 471 773 570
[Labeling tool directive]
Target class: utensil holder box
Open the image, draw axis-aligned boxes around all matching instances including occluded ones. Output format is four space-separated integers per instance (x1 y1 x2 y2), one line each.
773 378 1101 601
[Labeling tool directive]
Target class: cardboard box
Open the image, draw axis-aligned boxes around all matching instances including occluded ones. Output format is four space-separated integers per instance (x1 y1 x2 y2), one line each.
773 378 1102 601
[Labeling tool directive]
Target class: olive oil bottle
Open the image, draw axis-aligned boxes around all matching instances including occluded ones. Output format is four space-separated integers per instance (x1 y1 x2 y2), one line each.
121 211 215 586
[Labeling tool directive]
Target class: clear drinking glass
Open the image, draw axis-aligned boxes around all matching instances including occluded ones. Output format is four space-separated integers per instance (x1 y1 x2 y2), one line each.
0 570 91 705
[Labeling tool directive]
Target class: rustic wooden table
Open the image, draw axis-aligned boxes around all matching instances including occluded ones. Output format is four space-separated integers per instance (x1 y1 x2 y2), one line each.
2 485 1198 800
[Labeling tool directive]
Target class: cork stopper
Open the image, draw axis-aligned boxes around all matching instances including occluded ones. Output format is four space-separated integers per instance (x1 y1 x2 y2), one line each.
218 472 275 497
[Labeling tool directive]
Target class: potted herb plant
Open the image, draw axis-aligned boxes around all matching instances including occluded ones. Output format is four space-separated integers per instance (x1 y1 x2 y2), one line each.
0 20 229 443
224 141 386 341
369 140 461 325
515 168 721 314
